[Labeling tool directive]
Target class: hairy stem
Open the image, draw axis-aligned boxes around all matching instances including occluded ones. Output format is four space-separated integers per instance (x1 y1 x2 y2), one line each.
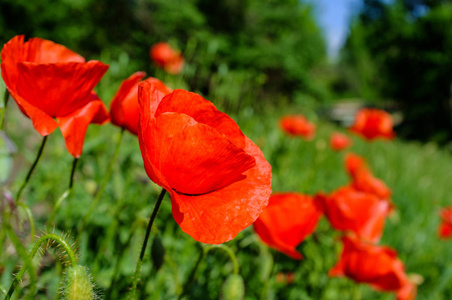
5 233 77 299
16 202 35 243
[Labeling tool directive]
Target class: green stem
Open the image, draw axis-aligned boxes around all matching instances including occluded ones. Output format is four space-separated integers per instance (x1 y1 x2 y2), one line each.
0 88 9 131
5 233 77 300
68 158 78 189
16 203 35 243
78 128 124 233
45 190 70 232
206 244 239 274
3 220 36 300
260 250 276 300
15 136 48 202
129 188 167 299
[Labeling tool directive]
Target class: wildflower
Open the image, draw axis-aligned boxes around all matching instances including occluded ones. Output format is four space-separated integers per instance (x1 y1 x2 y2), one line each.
279 115 316 140
253 193 323 259
330 132 352 151
150 42 184 74
330 234 416 300
317 186 389 243
1 35 109 157
350 108 395 140
110 73 170 135
138 82 272 244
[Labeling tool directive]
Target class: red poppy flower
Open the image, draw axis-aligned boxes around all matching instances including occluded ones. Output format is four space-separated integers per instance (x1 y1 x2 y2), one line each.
110 73 171 135
344 152 367 177
138 82 272 244
150 42 184 74
1 35 109 157
344 153 392 201
330 132 352 151
330 235 416 300
317 186 389 243
253 193 323 259
350 108 395 140
279 115 316 140
438 207 452 239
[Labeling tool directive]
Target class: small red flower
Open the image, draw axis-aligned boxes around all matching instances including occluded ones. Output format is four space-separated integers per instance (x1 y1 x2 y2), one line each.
438 207 452 239
138 82 272 244
1 35 109 157
110 73 171 135
350 108 395 140
279 115 316 140
330 235 416 300
344 152 367 177
344 153 392 201
150 42 184 74
330 132 352 151
317 186 389 243
253 193 323 259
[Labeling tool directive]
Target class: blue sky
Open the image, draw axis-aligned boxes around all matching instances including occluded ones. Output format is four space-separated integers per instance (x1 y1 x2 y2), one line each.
313 0 362 60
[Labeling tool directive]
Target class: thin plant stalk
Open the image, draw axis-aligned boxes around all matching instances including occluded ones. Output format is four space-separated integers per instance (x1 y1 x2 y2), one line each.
68 158 78 189
45 190 70 232
1 88 9 131
15 203 35 243
129 188 167 299
5 233 77 300
3 219 36 300
78 128 125 233
178 246 205 300
15 136 48 202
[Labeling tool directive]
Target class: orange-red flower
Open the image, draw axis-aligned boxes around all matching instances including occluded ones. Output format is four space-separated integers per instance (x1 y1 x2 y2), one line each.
330 132 352 151
253 193 323 259
110 73 171 135
350 108 395 140
330 235 416 300
317 186 389 243
279 115 316 140
344 153 392 201
138 82 272 244
438 207 452 239
150 42 184 74
1 35 109 157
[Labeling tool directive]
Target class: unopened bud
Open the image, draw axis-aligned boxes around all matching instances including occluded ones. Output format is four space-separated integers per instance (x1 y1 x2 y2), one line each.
221 274 245 300
62 265 95 300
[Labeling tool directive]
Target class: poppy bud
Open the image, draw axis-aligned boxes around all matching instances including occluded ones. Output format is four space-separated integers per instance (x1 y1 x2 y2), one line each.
151 235 165 271
221 274 245 300
62 265 95 300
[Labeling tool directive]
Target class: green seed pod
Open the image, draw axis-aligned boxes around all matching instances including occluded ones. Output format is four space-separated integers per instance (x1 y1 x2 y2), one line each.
151 235 165 271
62 265 95 300
221 274 245 300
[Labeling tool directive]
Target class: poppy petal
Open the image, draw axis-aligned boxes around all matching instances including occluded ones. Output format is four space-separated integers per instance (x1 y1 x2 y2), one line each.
140 112 256 195
169 137 272 244
1 35 25 93
137 78 172 119
24 37 85 64
110 71 146 134
16 60 108 117
7 90 59 136
57 98 109 158
155 90 246 148
253 193 323 259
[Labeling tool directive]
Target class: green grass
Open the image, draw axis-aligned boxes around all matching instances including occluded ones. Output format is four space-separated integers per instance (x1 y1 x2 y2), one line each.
1 76 451 299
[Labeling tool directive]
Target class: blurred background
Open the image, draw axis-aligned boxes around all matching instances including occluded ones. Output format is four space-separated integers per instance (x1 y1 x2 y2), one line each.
2 0 452 145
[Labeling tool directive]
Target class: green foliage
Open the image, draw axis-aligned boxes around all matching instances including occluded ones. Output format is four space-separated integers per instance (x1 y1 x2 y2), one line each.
340 0 452 143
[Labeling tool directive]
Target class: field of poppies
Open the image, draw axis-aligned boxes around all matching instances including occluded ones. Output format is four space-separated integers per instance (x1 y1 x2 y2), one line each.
0 35 452 300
